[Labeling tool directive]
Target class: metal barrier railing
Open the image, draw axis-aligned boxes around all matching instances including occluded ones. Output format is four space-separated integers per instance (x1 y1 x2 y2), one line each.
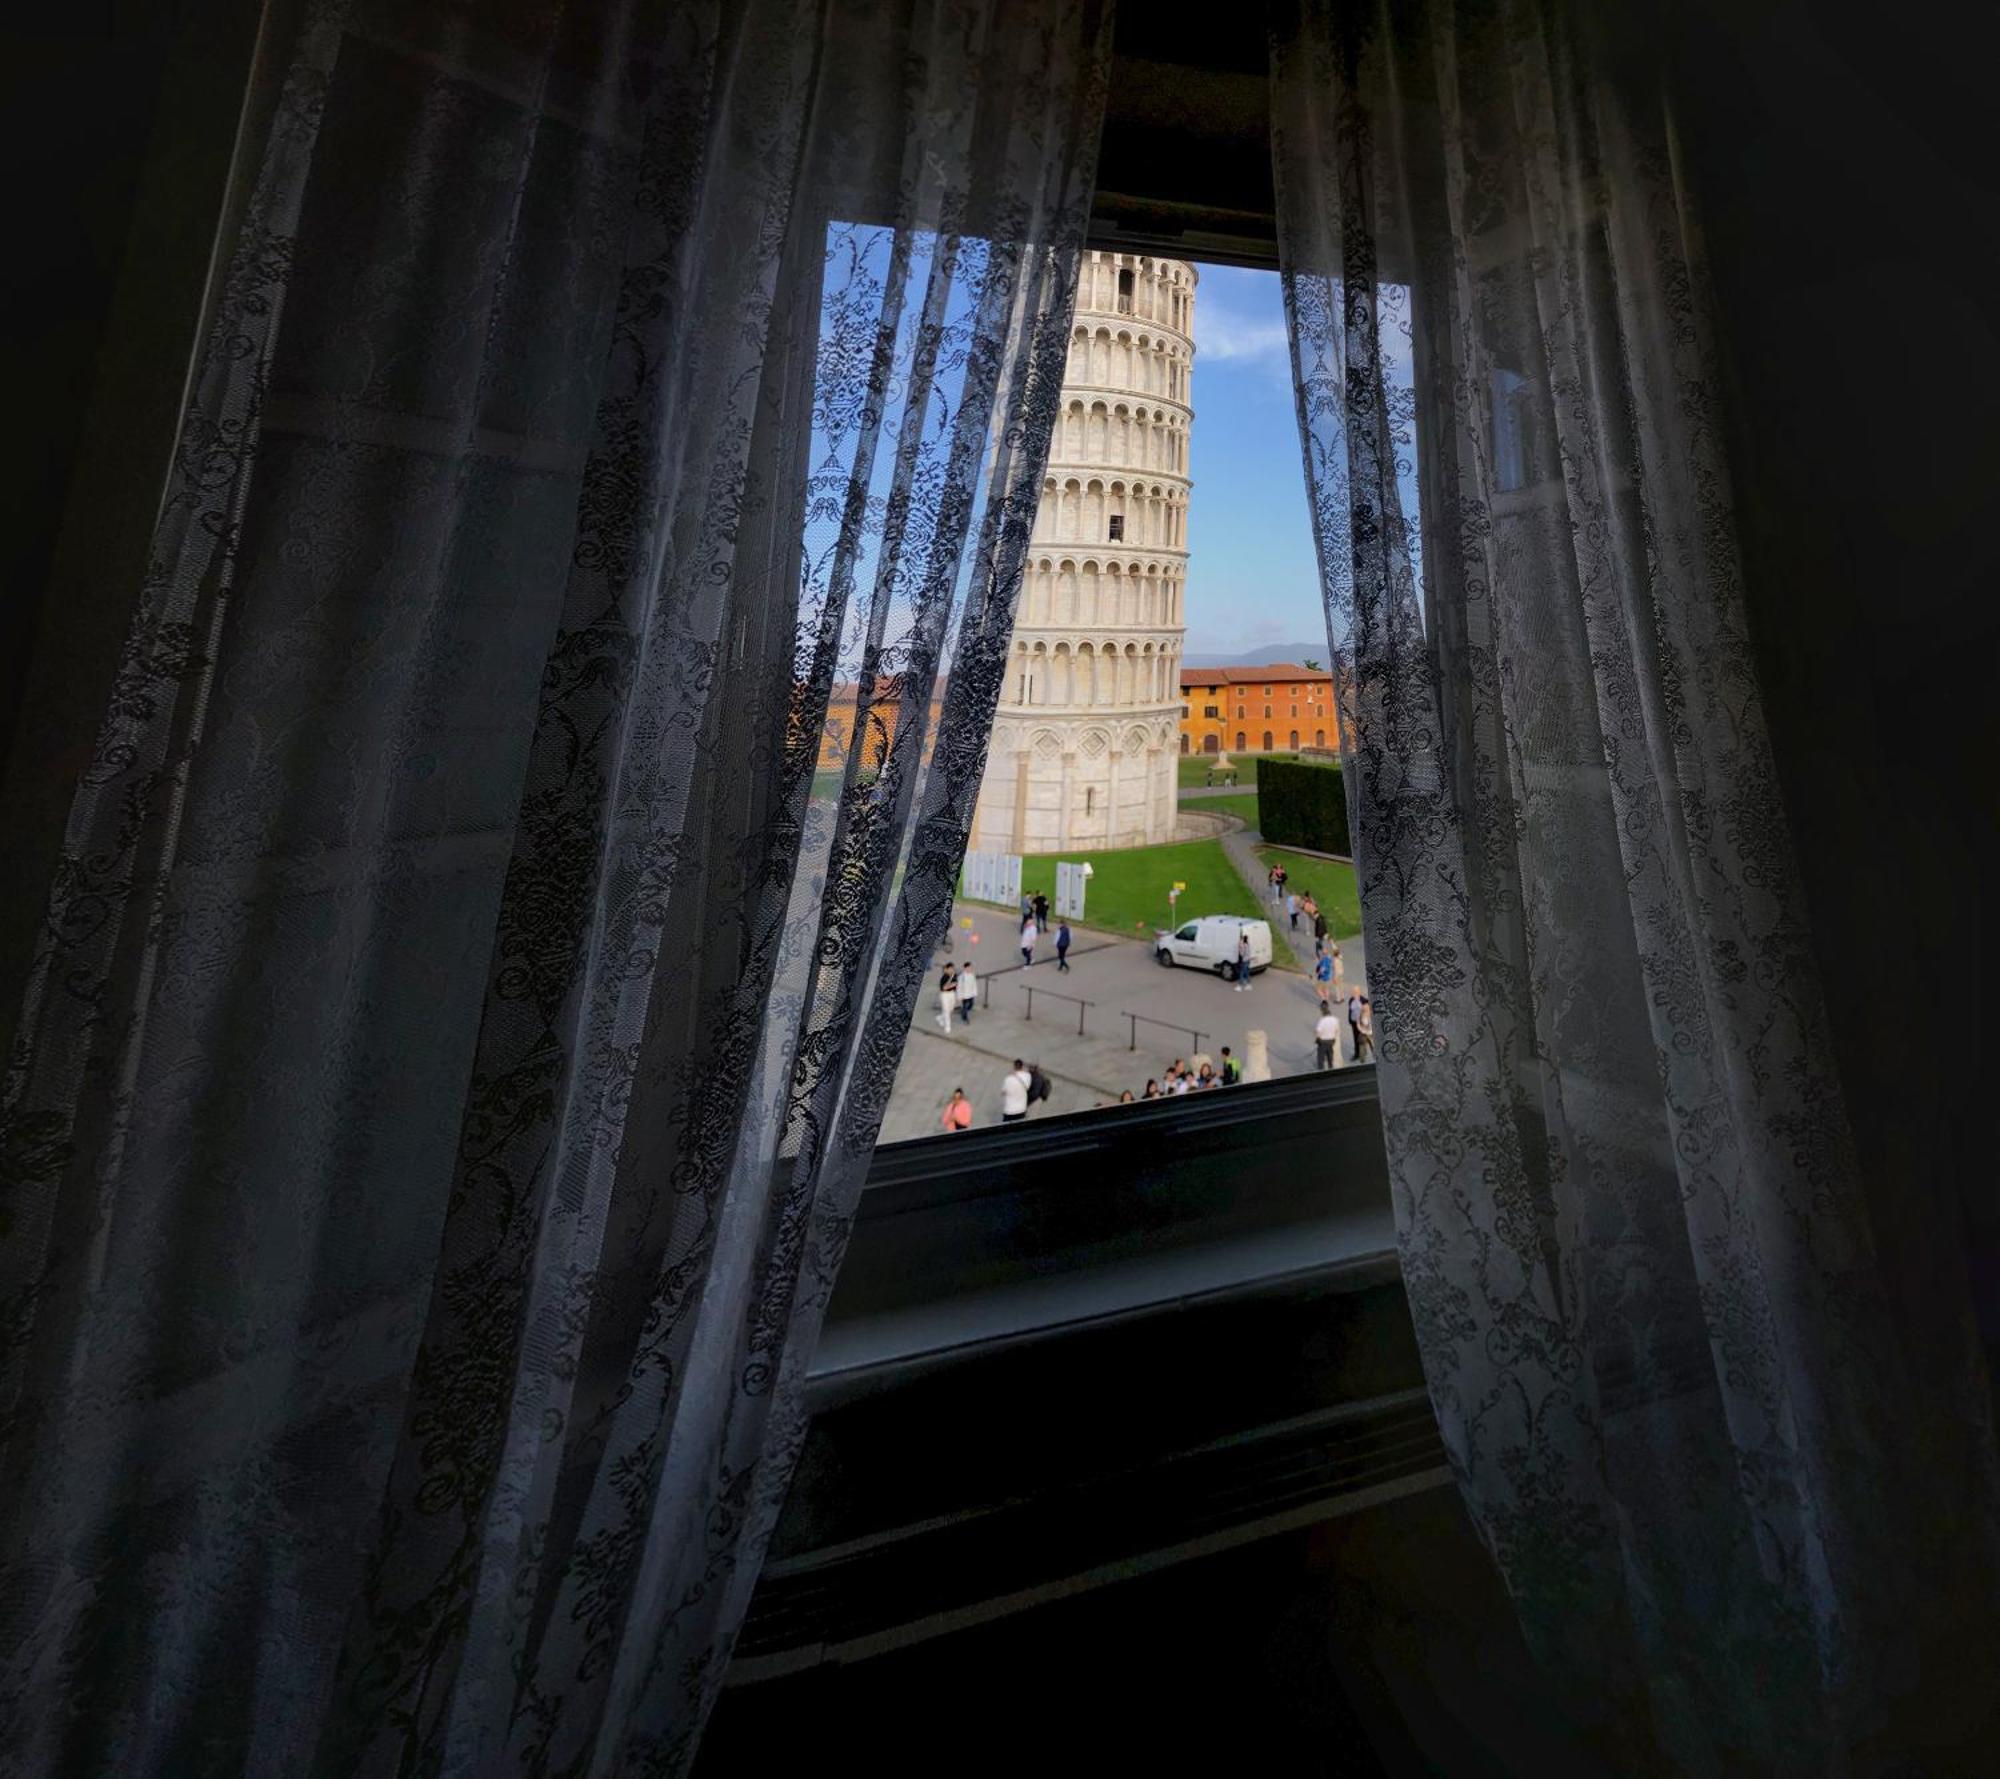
1124 1010 1206 1055
1021 983 1095 1036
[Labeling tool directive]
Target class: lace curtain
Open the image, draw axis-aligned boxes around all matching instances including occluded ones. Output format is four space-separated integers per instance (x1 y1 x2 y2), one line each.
1269 0 2000 1769
0 1 1108 1771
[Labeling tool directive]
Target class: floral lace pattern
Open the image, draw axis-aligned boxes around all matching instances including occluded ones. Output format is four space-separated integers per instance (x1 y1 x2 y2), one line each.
1270 0 2000 1767
0 1 1109 1772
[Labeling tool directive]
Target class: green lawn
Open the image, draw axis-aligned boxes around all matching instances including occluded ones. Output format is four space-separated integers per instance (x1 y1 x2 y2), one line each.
1179 791 1259 832
1253 844 1363 940
1006 839 1260 941
1176 752 1299 789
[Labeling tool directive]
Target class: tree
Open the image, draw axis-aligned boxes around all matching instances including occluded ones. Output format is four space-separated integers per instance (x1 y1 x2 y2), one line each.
1301 656 1323 671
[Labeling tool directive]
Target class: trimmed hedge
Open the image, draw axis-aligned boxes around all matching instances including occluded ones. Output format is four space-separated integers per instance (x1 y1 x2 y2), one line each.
1258 756 1350 855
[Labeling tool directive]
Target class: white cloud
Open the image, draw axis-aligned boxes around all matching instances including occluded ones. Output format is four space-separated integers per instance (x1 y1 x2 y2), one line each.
1195 306 1290 365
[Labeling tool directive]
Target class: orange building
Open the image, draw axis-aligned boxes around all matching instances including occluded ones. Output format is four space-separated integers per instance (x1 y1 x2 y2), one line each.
817 681 946 773
1178 664 1339 756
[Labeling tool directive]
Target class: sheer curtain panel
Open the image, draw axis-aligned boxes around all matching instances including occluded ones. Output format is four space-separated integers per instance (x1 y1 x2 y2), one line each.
1269 0 2000 1770
0 1 1110 1772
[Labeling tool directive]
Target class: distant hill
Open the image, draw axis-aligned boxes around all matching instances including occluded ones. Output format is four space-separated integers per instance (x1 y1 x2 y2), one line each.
1181 641 1328 669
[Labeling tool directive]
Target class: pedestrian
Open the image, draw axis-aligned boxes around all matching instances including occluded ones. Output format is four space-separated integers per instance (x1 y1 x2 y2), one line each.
957 959 978 1024
1142 1078 1161 1099
1032 890 1050 929
936 964 957 1034
1314 949 1333 996
1020 915 1037 967
1219 1045 1241 1085
1347 987 1364 1061
1195 1062 1216 1089
1000 1059 1031 1123
941 1087 972 1132
1287 890 1300 931
1171 1068 1192 1095
1356 995 1375 1063
1314 907 1329 952
1327 939 1343 986
1234 927 1253 991
1021 892 1034 922
1056 920 1072 972
1027 1059 1053 1108
1119 1089 1136 1104
1267 863 1281 903
1314 1000 1340 1071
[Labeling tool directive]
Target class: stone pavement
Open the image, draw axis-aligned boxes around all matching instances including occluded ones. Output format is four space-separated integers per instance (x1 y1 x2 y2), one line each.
878 896 1372 1144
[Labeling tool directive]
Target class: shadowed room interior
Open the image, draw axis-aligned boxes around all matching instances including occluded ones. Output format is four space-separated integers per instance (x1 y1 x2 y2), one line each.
2 2 1995 1773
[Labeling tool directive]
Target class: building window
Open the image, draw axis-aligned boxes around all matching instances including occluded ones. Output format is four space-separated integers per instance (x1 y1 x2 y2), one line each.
1108 515 1124 541
1262 730 1273 750
1085 787 1095 815
1289 729 1300 749
1203 734 1219 755
1263 704 1272 717
1235 731 1246 751
1202 704 1219 718
1315 729 1326 746
1117 267 1134 313
1181 734 1191 754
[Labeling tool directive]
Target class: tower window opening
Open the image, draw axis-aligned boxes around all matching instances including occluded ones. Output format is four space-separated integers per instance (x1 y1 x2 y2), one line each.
1108 515 1124 541
1117 268 1134 313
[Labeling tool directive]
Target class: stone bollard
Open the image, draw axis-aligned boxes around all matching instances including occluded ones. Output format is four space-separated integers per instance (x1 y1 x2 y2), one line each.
1244 1028 1272 1083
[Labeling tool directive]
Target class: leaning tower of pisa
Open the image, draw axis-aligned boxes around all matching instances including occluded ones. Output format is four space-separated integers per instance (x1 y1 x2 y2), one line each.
969 253 1196 855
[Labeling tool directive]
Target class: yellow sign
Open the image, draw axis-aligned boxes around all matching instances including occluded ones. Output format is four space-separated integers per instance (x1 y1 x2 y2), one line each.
1172 880 1186 892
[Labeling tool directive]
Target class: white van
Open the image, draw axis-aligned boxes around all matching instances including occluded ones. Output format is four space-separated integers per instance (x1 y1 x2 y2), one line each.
1155 915 1274 977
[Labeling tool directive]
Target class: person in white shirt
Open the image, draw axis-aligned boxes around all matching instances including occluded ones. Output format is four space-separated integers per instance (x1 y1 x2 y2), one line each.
1314 1000 1341 1071
957 961 978 1023
1020 917 1038 967
1000 1059 1031 1122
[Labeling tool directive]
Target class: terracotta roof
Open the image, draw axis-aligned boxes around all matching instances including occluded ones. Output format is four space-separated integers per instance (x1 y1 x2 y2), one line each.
1178 663 1332 687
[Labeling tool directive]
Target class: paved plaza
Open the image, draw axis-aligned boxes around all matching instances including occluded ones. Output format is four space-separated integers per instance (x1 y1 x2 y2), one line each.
879 899 1370 1144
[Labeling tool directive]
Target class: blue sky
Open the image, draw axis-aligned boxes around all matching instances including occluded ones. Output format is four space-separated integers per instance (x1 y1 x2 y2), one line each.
1184 264 1328 661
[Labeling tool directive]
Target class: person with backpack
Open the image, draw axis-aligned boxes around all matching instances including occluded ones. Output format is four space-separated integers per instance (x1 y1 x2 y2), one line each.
1314 949 1334 996
1219 1046 1241 1086
1000 1060 1032 1123
1027 1060 1052 1109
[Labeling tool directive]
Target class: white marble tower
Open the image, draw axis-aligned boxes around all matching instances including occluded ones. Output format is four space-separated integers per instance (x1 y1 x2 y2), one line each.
970 252 1195 854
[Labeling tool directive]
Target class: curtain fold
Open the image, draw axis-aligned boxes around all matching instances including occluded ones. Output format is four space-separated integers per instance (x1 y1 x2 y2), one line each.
1269 0 2000 1769
0 1 1110 1771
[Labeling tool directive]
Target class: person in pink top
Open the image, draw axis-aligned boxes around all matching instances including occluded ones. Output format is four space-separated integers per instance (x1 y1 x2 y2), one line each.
940 1087 972 1132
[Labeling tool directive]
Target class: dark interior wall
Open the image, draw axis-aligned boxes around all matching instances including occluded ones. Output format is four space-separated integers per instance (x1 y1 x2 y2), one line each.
1662 2 2000 1378
0 4 264 1046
